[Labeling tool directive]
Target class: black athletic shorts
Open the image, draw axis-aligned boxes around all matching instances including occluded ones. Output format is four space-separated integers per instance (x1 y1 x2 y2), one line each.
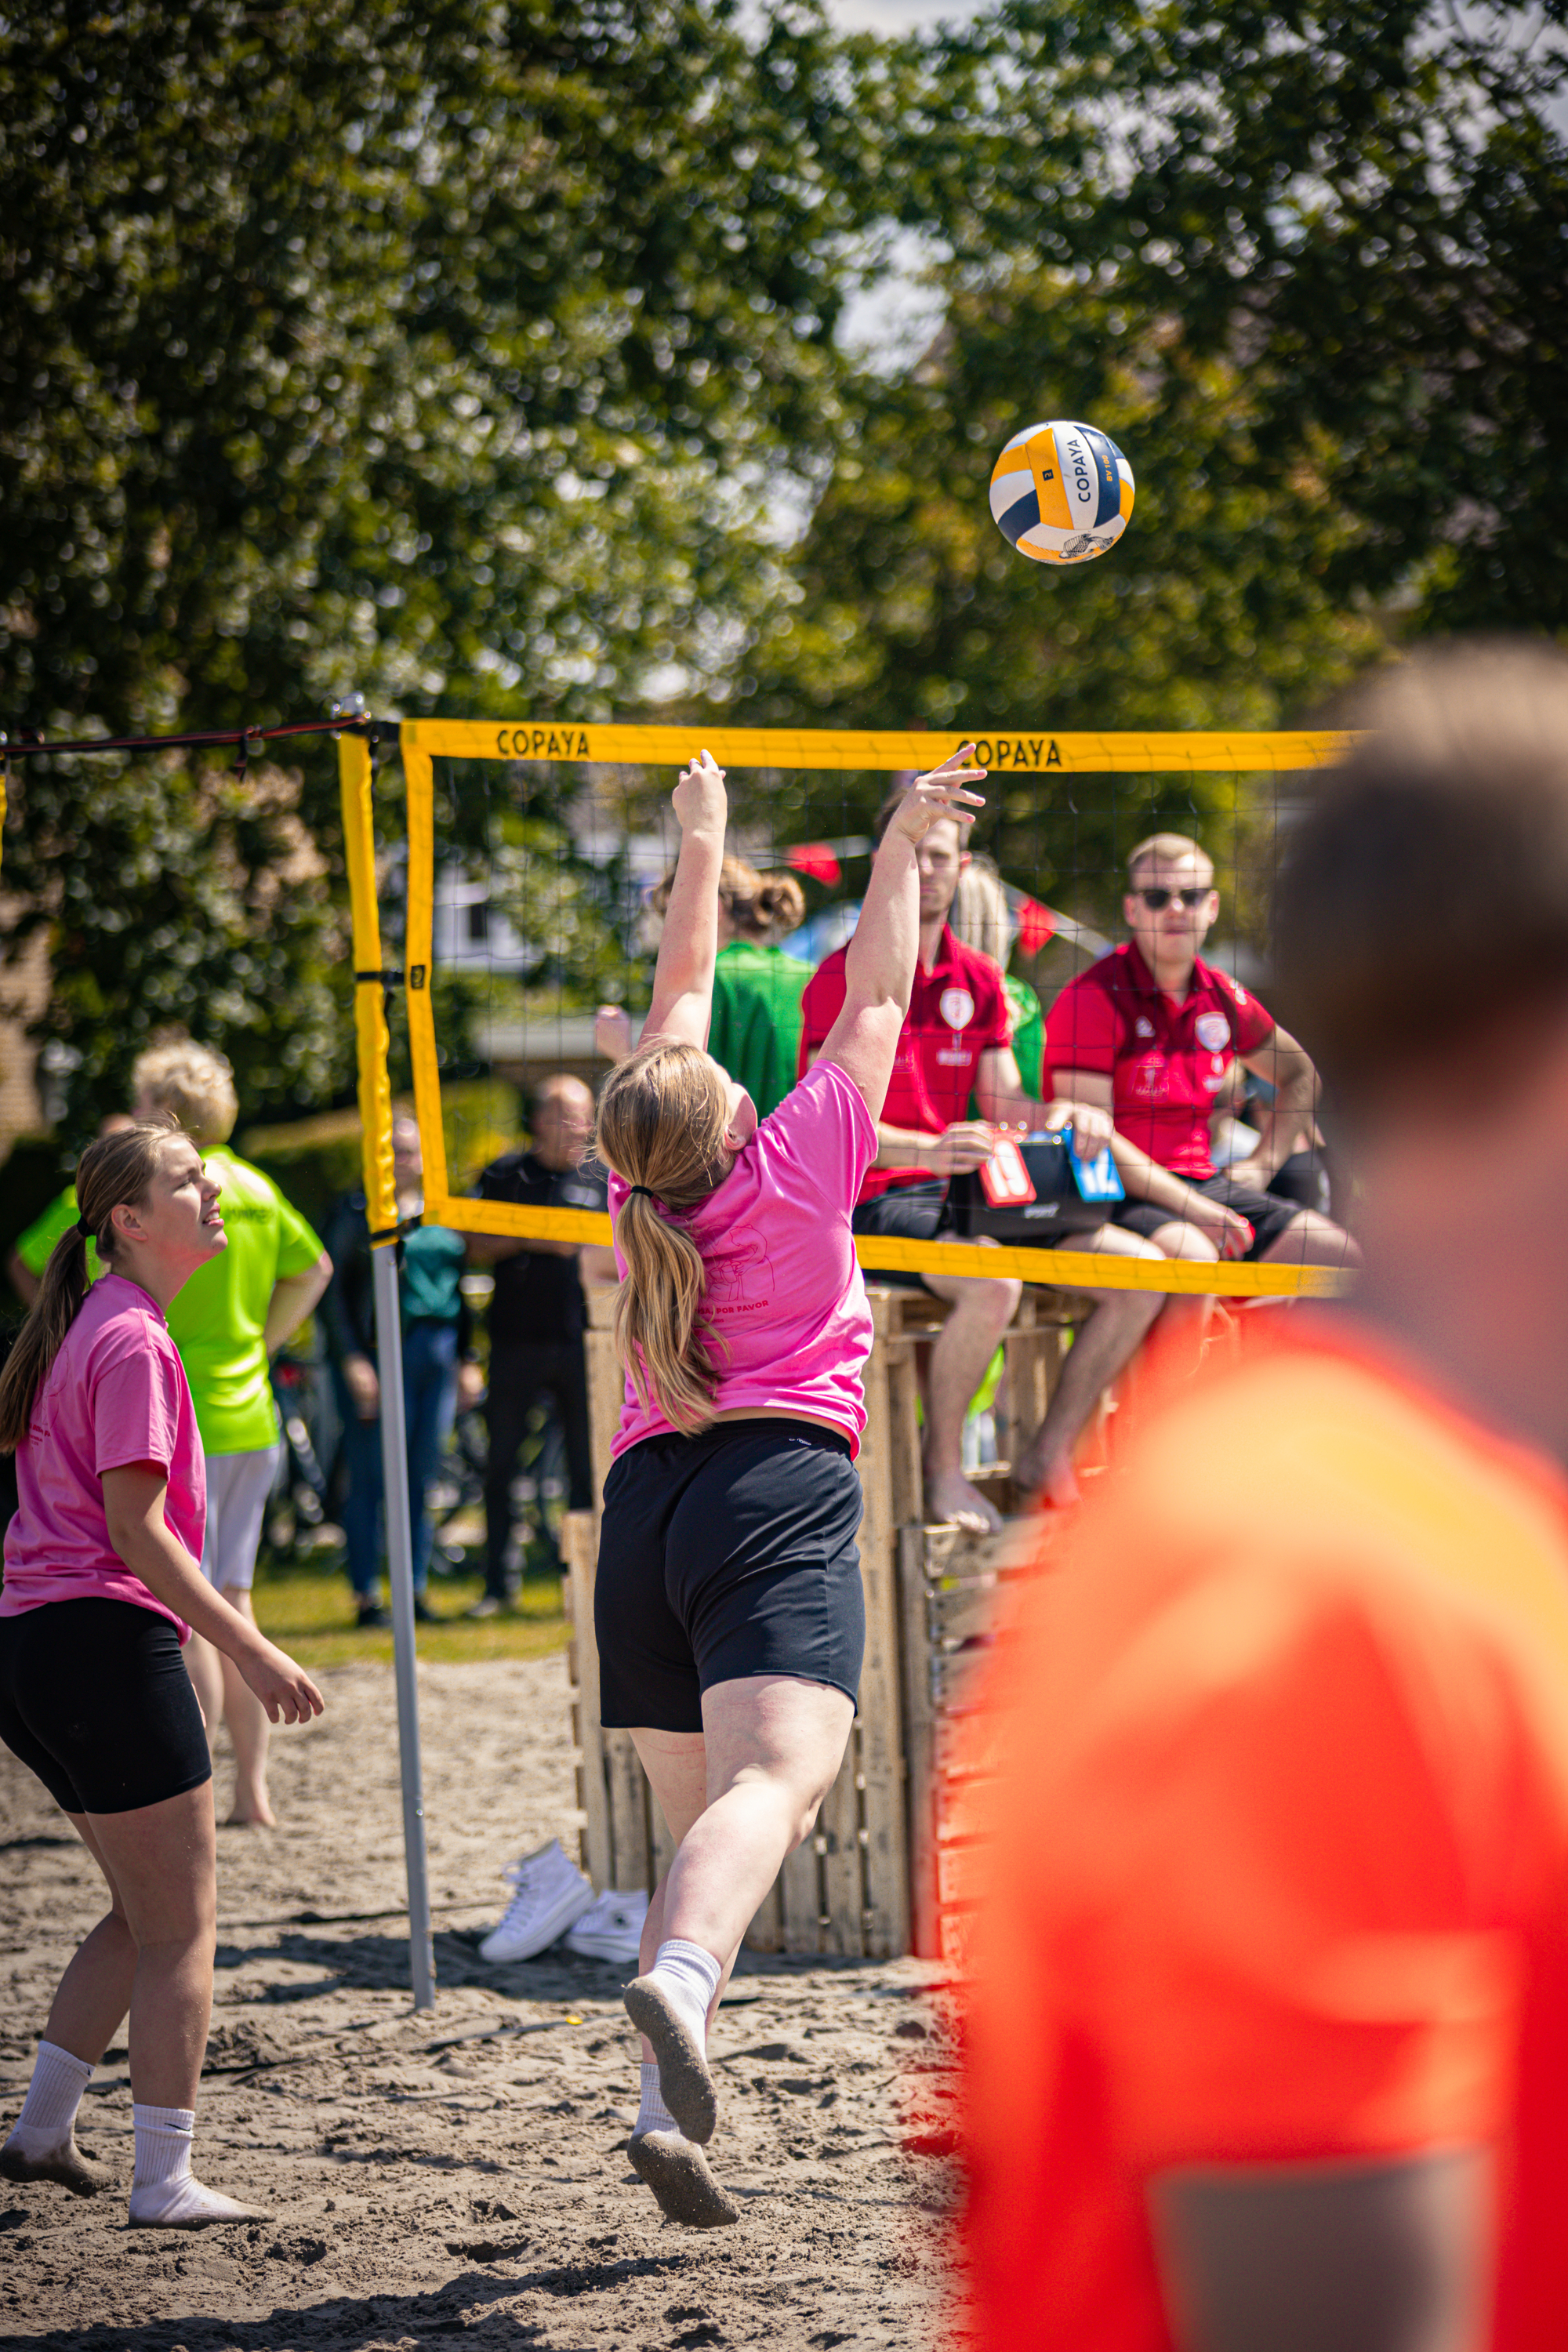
1113 1171 1305 1261
0 1597 212 1816
595 1419 866 1734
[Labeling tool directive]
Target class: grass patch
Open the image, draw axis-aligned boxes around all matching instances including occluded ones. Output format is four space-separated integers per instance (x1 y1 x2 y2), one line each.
252 1547 571 1672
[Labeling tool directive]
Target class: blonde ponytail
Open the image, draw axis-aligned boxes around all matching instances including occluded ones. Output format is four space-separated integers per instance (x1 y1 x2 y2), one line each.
595 1040 735 1433
0 1116 181 1453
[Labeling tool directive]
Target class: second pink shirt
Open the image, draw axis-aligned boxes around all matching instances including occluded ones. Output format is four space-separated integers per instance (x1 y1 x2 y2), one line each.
1 1272 206 1639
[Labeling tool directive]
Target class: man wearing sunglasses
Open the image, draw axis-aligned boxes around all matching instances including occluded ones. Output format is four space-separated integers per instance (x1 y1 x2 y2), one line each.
1044 833 1352 1281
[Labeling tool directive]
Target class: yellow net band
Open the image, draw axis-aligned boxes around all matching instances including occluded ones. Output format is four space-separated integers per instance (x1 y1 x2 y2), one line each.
423 1199 1353 1298
399 719 1353 775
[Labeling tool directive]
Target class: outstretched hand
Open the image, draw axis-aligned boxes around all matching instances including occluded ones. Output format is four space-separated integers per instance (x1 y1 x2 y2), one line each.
672 747 727 837
884 744 986 848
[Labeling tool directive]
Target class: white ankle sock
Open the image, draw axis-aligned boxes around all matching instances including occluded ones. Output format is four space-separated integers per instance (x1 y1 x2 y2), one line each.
9 2041 91 2147
132 2103 194 2193
635 2060 677 2136
650 1938 722 2051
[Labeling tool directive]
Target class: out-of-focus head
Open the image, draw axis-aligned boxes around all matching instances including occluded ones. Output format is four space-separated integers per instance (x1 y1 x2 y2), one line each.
131 1039 239 1149
531 1073 597 1171
949 853 1015 971
1275 641 1568 1133
97 1111 136 1140
650 853 806 946
391 1112 423 1189
1124 833 1218 967
875 779 970 927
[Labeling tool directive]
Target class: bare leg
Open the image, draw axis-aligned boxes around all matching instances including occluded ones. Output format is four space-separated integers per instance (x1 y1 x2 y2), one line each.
183 1633 223 1753
42 1815 140 2064
214 1590 274 1827
922 1258 1022 1534
1013 1229 1183 1505
84 1784 218 2113
1257 1208 1362 1280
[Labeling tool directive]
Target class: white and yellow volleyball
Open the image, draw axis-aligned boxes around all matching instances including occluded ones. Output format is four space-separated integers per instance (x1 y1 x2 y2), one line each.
989 419 1134 565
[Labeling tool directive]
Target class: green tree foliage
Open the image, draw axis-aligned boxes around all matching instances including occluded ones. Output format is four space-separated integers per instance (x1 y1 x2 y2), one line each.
0 0 907 1125
742 0 1567 929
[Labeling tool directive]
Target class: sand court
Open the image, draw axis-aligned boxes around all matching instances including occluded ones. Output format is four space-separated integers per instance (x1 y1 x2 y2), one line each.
0 1654 956 2351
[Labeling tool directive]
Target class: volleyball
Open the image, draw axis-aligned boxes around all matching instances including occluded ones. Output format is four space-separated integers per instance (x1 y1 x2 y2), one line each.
989 419 1134 565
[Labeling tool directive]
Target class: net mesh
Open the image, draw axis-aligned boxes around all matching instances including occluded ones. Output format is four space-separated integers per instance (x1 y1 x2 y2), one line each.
391 721 1353 1299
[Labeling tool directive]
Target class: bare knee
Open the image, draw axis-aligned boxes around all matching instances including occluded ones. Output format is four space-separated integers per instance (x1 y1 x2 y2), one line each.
944 1276 1021 1337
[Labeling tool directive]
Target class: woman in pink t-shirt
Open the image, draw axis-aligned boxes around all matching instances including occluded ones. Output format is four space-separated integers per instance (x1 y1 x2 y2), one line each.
591 742 985 2227
0 1118 321 2228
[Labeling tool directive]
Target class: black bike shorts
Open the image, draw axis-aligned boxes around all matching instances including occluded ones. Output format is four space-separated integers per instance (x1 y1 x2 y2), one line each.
595 1418 866 1733
1113 1171 1305 1261
0 1597 212 1816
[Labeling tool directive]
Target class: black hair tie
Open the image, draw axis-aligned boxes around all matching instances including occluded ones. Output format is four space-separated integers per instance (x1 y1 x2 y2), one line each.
627 1184 659 1202
76 1218 93 1240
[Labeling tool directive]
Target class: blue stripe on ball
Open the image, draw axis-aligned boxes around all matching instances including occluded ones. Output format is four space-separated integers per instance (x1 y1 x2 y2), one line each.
1082 428 1120 529
997 486 1041 543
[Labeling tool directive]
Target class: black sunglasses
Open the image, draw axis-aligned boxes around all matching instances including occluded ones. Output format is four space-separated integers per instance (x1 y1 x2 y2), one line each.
1136 886 1210 911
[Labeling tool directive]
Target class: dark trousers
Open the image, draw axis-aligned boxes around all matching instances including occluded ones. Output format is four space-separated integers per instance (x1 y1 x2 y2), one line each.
484 1340 594 1595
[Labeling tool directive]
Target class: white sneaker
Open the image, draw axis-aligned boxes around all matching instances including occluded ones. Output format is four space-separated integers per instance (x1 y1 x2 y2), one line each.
479 1839 596 1962
564 1886 650 1965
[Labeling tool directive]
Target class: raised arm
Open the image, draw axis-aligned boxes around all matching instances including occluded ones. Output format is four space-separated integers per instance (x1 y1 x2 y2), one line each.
818 750 985 1120
642 750 728 1049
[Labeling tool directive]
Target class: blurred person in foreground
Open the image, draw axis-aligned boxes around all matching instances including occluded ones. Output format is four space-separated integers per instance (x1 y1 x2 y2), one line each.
962 641 1568 2352
322 1113 480 1628
466 1076 614 1616
132 1044 330 1828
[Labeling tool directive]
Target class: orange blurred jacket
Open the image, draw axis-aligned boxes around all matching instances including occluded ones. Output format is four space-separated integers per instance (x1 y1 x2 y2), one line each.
960 1320 1568 2350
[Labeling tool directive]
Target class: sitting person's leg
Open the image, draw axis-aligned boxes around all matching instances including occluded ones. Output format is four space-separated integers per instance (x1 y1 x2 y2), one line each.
922 1264 1022 1534
1012 1228 1173 1507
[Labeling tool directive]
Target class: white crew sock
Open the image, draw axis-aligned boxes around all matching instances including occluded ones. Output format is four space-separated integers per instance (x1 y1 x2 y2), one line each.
649 1939 723 2053
132 2103 194 2194
636 2059 677 2136
127 2101 263 2227
8 2041 91 2150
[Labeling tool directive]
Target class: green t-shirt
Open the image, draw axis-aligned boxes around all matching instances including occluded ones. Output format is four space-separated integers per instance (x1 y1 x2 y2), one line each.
164 1147 325 1457
1005 973 1046 1102
709 940 813 1120
14 1185 104 1283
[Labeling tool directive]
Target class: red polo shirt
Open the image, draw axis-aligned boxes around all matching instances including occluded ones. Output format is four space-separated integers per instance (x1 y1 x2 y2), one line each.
799 928 1009 1202
1046 941 1275 1178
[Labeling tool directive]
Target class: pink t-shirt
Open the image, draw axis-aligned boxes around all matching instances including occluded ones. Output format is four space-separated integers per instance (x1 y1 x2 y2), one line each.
606 1057 877 1458
1 1272 206 1639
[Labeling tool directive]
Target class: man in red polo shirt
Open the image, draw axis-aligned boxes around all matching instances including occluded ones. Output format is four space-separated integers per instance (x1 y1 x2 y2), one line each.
1048 830 1353 1274
800 775 1182 1526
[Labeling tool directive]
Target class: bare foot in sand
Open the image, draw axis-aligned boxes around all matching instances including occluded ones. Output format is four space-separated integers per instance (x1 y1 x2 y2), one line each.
226 1785 276 1829
924 1467 1004 1535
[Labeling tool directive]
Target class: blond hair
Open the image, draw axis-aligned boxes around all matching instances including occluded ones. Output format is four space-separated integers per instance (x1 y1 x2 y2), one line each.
0 1116 183 1452
950 853 1014 971
595 1040 734 1433
1127 832 1214 888
651 854 805 943
132 1038 238 1147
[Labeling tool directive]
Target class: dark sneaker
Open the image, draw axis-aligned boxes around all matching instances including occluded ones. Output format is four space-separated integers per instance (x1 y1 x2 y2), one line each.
355 1600 392 1629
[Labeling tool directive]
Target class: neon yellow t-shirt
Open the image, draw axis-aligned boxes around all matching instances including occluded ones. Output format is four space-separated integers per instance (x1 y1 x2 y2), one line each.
14 1185 104 1283
164 1147 324 1457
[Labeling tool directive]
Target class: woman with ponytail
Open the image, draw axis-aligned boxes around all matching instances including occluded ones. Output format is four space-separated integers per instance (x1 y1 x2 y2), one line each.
592 742 985 2229
0 1119 322 2227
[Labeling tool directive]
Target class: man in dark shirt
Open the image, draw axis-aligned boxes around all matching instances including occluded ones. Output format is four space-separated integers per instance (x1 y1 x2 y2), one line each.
468 1075 613 1612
